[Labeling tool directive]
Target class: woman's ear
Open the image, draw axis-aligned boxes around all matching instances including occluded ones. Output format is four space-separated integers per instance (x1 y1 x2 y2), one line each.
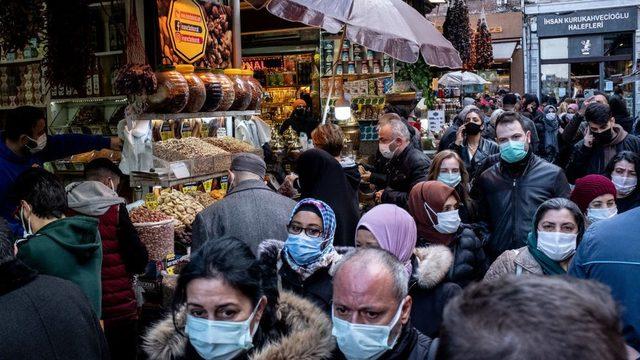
252 295 268 330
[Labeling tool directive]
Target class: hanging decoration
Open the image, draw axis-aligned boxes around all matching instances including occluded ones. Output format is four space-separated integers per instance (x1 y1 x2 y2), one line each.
442 0 472 68
467 26 477 71
474 16 494 70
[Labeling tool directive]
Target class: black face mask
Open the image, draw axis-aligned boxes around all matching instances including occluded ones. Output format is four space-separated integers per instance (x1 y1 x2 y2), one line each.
464 122 482 135
593 127 614 144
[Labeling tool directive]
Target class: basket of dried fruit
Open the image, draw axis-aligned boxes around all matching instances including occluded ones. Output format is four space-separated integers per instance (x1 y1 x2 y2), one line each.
130 207 175 261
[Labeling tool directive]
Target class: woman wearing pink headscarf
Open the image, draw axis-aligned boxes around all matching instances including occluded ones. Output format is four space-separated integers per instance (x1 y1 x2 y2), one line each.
355 204 461 337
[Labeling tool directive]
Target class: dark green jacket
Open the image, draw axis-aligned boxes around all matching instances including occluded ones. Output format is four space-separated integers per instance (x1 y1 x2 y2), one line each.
17 216 102 318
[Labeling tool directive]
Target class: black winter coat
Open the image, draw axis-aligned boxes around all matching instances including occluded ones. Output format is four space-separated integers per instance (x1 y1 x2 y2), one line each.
0 260 109 360
616 191 640 214
566 128 640 183
381 146 431 209
472 154 571 261
449 137 499 181
410 246 462 337
447 226 488 287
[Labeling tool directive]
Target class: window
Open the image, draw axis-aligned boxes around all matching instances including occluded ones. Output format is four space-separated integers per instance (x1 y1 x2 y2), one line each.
541 64 569 99
540 38 568 60
604 33 633 56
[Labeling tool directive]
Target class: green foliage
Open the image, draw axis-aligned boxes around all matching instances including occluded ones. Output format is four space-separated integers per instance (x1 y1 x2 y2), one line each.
396 58 435 109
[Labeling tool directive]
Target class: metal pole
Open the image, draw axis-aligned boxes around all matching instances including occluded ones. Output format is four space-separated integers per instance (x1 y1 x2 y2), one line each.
232 0 242 68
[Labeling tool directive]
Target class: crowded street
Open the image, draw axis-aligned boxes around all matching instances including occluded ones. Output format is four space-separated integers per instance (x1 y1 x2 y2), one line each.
1 0 640 359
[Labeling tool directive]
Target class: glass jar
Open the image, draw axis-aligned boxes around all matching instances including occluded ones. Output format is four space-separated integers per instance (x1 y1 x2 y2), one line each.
147 66 189 113
195 68 223 112
224 68 252 111
242 70 263 111
212 69 235 111
176 64 206 113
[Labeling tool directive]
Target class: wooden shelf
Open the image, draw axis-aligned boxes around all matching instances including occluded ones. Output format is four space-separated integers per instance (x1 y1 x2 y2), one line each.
134 110 259 121
0 57 43 65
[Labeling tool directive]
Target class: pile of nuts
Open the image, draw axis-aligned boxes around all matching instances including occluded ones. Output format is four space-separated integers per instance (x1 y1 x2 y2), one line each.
156 189 205 226
197 3 233 69
202 137 256 153
175 226 192 246
130 207 175 261
190 191 217 208
153 138 230 175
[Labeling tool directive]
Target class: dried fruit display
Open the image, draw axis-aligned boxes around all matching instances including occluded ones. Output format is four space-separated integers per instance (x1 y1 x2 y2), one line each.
224 69 251 111
114 64 158 96
202 137 255 153
153 137 230 175
212 70 235 111
190 191 216 208
156 189 205 226
195 69 223 112
147 67 189 113
130 207 175 261
176 65 206 113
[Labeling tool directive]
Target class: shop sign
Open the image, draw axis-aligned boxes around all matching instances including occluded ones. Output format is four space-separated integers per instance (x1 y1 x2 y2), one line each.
167 0 208 63
427 110 446 132
242 56 284 71
537 7 637 38
568 36 603 58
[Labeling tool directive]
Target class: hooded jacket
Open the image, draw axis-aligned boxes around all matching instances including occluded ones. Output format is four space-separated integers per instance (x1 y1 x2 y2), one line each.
566 125 640 183
142 291 335 360
410 246 462 337
17 216 103 317
67 181 148 321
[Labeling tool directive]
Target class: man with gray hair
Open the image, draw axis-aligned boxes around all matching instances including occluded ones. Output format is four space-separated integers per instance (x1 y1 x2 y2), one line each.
331 248 436 359
375 119 431 209
0 218 110 359
192 152 296 253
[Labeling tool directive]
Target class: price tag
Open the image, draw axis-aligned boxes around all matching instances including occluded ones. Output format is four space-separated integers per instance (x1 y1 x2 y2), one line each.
203 179 213 193
220 175 229 192
145 193 158 210
170 162 191 179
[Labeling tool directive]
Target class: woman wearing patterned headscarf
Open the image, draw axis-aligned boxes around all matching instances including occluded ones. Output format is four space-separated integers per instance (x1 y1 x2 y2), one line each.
258 198 340 315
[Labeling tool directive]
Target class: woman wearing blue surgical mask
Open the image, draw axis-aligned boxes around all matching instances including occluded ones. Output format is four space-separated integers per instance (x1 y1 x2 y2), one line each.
449 108 499 179
258 198 340 315
427 150 475 223
605 151 640 213
408 181 487 288
143 237 335 360
485 198 585 280
570 174 618 227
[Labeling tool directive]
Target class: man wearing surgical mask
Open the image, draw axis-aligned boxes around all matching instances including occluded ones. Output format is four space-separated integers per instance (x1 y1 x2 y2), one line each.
331 248 436 360
0 106 122 236
471 111 570 261
374 119 430 209
566 103 640 184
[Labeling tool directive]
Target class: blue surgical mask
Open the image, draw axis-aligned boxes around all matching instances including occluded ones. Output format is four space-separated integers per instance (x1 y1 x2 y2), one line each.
499 140 527 163
332 300 405 360
437 172 461 188
284 233 324 266
587 207 617 223
185 301 261 360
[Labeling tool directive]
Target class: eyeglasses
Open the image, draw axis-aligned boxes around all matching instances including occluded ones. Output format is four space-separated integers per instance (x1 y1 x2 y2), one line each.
287 224 323 238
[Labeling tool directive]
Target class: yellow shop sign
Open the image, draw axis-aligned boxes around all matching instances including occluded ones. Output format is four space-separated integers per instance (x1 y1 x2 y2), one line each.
167 0 208 63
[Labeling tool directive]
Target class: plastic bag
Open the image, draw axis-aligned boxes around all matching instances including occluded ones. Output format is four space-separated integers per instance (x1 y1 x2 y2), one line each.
119 116 153 174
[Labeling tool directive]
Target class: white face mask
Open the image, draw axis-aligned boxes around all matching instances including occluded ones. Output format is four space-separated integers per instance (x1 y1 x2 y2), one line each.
20 206 33 238
26 134 47 154
536 231 577 261
378 141 396 159
587 207 617 223
611 175 637 197
424 203 461 234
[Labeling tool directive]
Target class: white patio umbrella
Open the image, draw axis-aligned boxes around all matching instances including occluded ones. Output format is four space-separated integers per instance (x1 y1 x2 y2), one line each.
438 71 491 87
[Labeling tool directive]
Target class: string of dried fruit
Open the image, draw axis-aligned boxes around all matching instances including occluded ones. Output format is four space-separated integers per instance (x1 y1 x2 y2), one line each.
0 0 45 51
44 0 94 94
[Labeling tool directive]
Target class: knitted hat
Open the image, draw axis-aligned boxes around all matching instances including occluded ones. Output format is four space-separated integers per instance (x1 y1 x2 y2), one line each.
230 153 266 178
570 175 617 213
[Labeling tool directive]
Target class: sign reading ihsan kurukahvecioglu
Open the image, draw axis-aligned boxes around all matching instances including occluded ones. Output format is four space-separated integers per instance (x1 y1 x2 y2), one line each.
537 7 637 38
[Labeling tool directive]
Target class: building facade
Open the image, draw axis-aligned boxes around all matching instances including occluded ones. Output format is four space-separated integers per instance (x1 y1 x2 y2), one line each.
524 1 639 115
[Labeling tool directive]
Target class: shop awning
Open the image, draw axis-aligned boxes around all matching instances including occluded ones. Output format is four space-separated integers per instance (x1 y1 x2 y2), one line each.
492 42 517 62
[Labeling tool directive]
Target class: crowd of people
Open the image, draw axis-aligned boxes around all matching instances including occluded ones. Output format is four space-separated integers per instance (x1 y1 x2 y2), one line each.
1 90 640 360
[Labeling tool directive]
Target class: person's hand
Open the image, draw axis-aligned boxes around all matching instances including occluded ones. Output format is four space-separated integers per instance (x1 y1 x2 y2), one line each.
361 171 371 182
375 190 384 203
284 173 298 186
455 124 466 146
584 128 594 148
579 96 593 116
110 137 123 151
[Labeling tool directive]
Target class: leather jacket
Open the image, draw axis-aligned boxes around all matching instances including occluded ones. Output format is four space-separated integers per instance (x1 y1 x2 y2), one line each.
381 146 431 209
472 154 571 260
449 137 499 181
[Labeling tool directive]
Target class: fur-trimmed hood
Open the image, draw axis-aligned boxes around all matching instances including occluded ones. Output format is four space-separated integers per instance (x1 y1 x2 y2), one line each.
412 245 454 289
142 290 335 360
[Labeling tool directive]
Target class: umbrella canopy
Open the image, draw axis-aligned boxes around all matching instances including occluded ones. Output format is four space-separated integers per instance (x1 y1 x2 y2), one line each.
246 0 462 69
438 71 491 87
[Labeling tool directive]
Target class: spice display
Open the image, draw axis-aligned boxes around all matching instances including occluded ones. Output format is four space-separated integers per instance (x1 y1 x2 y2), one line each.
130 207 175 261
224 69 251 111
175 65 206 113
190 191 217 208
153 137 231 175
156 189 205 226
114 64 158 96
212 70 235 111
210 189 226 200
202 137 256 154
147 66 189 113
243 70 263 111
195 68 223 112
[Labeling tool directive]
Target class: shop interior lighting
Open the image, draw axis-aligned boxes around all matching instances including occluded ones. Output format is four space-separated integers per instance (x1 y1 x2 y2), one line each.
334 96 352 121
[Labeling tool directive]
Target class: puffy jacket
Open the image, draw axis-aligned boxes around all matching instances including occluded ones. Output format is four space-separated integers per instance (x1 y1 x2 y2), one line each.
566 126 640 183
143 291 335 360
472 155 571 261
411 246 462 337
483 246 543 281
449 137 499 181
381 146 431 209
447 226 488 287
